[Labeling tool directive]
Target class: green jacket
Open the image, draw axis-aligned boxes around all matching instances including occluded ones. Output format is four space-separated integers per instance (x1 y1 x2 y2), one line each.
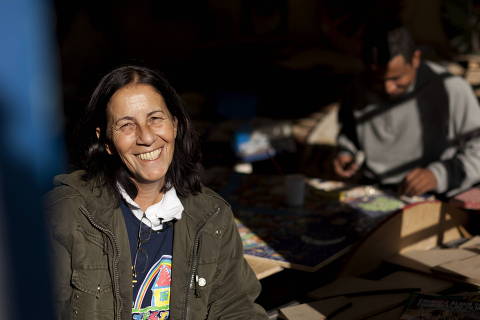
45 170 267 320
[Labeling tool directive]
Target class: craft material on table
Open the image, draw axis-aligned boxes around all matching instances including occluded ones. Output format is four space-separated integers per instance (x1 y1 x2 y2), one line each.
400 293 480 319
235 207 358 271
450 187 480 210
308 178 434 205
346 195 404 218
215 173 409 271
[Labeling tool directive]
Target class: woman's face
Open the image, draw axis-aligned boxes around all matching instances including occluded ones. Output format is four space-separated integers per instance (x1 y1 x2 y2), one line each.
105 84 177 187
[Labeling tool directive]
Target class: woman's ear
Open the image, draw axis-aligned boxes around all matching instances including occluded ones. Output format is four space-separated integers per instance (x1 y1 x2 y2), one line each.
96 127 113 155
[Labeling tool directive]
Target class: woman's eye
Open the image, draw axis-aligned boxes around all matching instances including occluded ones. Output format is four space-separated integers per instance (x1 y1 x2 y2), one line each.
117 122 136 133
150 117 164 124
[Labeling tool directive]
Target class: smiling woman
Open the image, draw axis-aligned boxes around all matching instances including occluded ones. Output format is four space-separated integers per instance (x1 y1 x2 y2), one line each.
106 84 178 202
44 66 268 320
83 66 199 202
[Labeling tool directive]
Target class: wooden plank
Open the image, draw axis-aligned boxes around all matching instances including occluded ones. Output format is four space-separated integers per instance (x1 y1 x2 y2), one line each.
332 294 410 320
340 201 469 276
309 272 452 304
380 271 453 293
366 306 405 320
433 255 480 286
282 294 409 320
386 249 477 274
279 297 350 320
459 236 480 249
308 277 386 300
244 255 283 280
398 202 469 252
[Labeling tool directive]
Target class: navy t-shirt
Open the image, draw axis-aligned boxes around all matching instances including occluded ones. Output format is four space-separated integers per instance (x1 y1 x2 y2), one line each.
120 201 174 320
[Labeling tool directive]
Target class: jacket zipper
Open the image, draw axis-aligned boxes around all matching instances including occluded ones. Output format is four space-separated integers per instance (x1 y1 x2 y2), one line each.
80 206 122 320
182 207 220 320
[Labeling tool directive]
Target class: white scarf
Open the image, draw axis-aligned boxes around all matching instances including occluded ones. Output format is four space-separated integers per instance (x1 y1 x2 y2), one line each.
117 183 183 231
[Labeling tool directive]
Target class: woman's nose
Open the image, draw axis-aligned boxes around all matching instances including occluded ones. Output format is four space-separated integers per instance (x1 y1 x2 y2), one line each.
136 125 156 145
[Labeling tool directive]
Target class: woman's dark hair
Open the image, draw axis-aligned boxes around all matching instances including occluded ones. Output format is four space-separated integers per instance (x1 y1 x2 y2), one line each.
79 65 201 199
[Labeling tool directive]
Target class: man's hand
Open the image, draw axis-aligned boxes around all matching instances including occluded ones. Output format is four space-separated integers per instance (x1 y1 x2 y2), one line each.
400 168 437 196
333 153 359 178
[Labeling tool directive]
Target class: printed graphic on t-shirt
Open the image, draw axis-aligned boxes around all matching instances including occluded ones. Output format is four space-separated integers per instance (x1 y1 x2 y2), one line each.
132 255 171 320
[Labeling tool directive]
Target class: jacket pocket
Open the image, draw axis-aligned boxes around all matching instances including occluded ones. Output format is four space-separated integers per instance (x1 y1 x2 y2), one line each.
198 226 223 264
72 227 108 270
70 268 114 320
80 227 104 250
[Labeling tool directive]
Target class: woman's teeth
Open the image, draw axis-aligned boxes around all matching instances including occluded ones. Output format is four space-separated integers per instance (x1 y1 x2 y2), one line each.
137 148 161 160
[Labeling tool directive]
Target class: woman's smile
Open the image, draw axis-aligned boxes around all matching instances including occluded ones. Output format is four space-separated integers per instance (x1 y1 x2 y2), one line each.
136 147 163 161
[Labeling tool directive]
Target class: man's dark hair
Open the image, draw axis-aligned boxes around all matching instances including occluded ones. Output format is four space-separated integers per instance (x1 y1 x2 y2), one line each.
79 65 201 199
364 26 416 67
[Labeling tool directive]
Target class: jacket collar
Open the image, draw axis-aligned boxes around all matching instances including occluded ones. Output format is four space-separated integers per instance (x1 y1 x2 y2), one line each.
53 170 120 229
179 186 222 242
54 171 219 237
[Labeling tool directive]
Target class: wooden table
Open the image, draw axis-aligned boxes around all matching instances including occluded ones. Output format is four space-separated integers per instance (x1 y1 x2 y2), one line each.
212 173 417 278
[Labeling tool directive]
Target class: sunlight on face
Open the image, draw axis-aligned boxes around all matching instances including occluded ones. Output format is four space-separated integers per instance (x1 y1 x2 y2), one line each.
369 51 421 99
383 54 418 97
106 84 177 188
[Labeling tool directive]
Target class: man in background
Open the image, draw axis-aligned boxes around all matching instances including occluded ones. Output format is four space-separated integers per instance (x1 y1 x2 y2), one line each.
334 25 480 197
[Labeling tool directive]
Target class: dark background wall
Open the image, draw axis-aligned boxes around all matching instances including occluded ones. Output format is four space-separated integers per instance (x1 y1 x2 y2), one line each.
52 0 478 167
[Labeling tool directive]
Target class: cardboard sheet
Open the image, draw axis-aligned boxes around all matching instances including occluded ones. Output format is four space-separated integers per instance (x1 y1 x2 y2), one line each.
279 297 350 320
308 276 418 300
460 236 480 249
332 294 410 320
434 255 480 285
380 271 452 293
386 249 477 273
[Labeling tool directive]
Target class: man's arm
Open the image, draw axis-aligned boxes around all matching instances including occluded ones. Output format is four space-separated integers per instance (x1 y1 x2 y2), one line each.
337 93 360 156
335 86 363 178
401 168 438 196
427 76 480 196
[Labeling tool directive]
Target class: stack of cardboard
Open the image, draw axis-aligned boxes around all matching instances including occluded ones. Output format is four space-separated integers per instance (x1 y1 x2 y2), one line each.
279 271 452 320
387 236 480 286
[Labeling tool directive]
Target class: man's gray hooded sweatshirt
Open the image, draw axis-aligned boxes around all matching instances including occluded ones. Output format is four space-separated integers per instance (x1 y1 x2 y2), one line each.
337 61 480 196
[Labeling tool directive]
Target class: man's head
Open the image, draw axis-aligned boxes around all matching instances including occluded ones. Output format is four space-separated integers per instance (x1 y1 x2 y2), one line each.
364 27 421 98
